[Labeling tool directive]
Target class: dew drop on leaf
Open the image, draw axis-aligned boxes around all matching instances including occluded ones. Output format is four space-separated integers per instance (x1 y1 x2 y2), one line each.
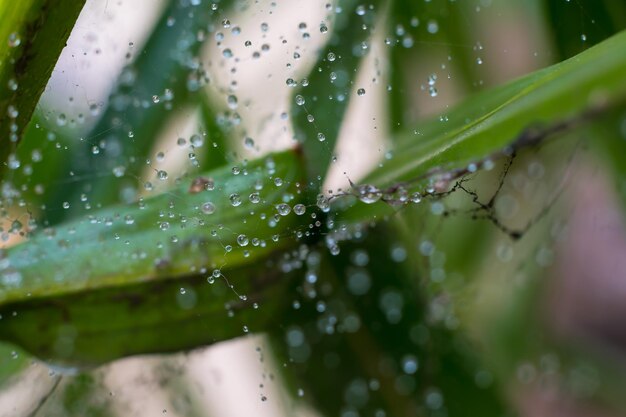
237 234 249 246
229 193 242 207
201 202 216 214
293 204 306 215
249 192 261 204
276 203 291 216
7 32 21 48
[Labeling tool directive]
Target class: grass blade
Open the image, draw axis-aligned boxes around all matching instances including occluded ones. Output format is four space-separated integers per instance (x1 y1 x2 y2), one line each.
0 149 306 365
291 0 383 187
0 0 85 172
363 30 626 191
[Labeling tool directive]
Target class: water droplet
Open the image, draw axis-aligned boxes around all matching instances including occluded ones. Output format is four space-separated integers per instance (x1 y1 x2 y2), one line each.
427 20 439 34
293 204 306 215
7 32 20 48
357 88 366 96
227 94 238 109
6 105 18 119
190 134 204 147
402 355 419 374
229 193 242 207
152 95 160 103
244 137 255 149
410 192 421 203
113 166 126 177
355 184 382 204
202 202 216 214
56 113 67 126
237 234 249 246
295 95 305 106
316 194 330 212
249 192 261 204
317 132 326 142
320 23 328 33
276 203 291 216
157 170 168 180
160 222 170 231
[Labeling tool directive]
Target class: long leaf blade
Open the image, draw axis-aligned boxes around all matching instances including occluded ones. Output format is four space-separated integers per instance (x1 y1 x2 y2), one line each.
0 0 85 170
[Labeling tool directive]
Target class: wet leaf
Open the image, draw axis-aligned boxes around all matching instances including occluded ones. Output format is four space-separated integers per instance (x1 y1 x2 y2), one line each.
0 0 85 172
359 30 626 199
0 149 307 365
291 0 383 187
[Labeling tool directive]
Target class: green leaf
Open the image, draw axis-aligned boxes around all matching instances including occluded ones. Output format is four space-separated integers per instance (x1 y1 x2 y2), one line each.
362 29 626 192
0 149 307 365
197 93 234 170
291 0 383 187
0 0 85 170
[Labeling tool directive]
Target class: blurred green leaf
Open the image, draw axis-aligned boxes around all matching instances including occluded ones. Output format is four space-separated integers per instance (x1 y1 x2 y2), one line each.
544 0 626 60
272 222 505 417
0 0 85 170
387 0 478 132
46 0 233 224
197 93 233 170
291 0 383 188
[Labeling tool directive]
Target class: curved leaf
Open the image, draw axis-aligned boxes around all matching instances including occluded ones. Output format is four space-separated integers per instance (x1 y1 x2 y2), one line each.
0 149 307 365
